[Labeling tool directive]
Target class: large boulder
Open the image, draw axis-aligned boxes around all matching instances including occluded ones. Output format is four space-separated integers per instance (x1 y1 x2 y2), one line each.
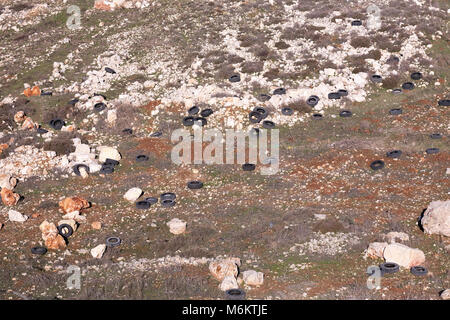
366 242 388 259
209 258 241 281
219 275 239 291
383 243 425 268
420 200 450 237
98 146 121 163
59 197 90 214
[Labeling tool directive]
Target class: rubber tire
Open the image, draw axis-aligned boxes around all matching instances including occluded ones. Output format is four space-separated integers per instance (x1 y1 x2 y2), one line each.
136 201 151 209
161 199 176 207
426 148 439 154
183 116 195 126
188 106 199 115
379 262 399 275
200 109 214 117
106 236 121 247
187 181 203 189
73 164 90 176
386 150 402 158
306 96 319 107
229 74 241 83
328 92 341 99
402 82 415 90
410 266 428 276
273 88 286 95
262 120 275 129
160 193 176 201
242 163 256 171
281 107 293 116
339 110 352 118
249 111 263 124
57 224 74 238
225 288 246 300
136 155 149 162
370 160 385 170
94 103 106 112
31 246 47 255
389 108 403 115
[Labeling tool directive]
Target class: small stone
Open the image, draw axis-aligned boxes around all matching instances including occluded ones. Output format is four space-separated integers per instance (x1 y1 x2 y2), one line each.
8 210 28 222
45 234 67 250
91 244 106 259
98 146 121 163
123 187 142 202
384 232 410 244
167 218 187 235
58 219 77 232
0 174 17 190
219 275 239 291
242 270 264 286
62 211 86 222
39 220 58 241
1 188 20 206
59 197 90 214
91 221 102 230
383 243 425 268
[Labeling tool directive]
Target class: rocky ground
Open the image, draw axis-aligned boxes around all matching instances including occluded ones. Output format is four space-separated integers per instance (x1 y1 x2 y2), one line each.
0 0 449 300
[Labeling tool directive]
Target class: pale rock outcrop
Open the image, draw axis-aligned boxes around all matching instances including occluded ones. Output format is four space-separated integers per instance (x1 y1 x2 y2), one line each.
383 243 425 268
420 200 450 237
242 270 264 286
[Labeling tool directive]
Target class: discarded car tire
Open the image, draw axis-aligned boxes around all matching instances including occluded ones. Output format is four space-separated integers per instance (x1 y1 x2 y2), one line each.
57 224 74 238
106 236 121 247
338 89 348 97
410 266 428 276
68 98 79 105
306 95 319 107
136 201 151 209
104 158 120 166
242 163 256 171
41 91 52 96
73 164 90 176
386 150 402 158
225 288 246 300
253 107 269 119
160 193 176 201
370 160 385 171
31 246 47 255
229 74 241 83
371 75 382 83
262 120 275 129
379 262 400 275
150 131 162 137
426 148 439 154
136 155 149 162
145 197 158 204
188 106 199 115
438 99 450 106
328 92 341 99
183 116 195 126
273 88 286 95
402 82 415 90
200 108 214 117
187 181 203 189
389 108 403 115
410 72 422 80
351 20 362 26
281 107 293 116
122 128 133 135
36 127 48 134
194 117 207 126
430 133 442 139
339 110 352 118
49 119 65 130
100 166 114 174
161 199 176 207
312 113 323 119
105 67 116 74
249 111 263 123
94 102 106 112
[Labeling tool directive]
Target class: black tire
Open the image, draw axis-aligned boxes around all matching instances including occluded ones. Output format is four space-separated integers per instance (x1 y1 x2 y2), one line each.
31 246 47 255
328 92 341 99
57 224 74 238
188 106 199 115
145 197 158 204
306 95 319 107
200 108 214 117
438 99 450 106
105 67 116 74
49 119 65 130
410 266 428 276
187 181 203 189
253 107 269 119
370 160 385 171
430 133 442 139
36 127 49 134
94 102 106 112
339 110 352 117
161 199 176 207
386 150 402 158
351 20 362 26
371 75 382 83
273 88 286 95
122 128 133 135
99 166 114 174
312 113 323 119
41 91 52 96
262 120 275 129
379 262 400 275
183 116 195 126
338 89 348 97
249 111 263 123
106 236 121 247
389 108 403 115
229 74 241 83
136 201 151 209
136 155 149 162
281 107 293 116
410 72 422 80
194 117 207 126
426 148 439 154
242 163 256 171
73 164 90 176
104 158 120 166
160 193 176 201
402 82 415 90
225 288 246 300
